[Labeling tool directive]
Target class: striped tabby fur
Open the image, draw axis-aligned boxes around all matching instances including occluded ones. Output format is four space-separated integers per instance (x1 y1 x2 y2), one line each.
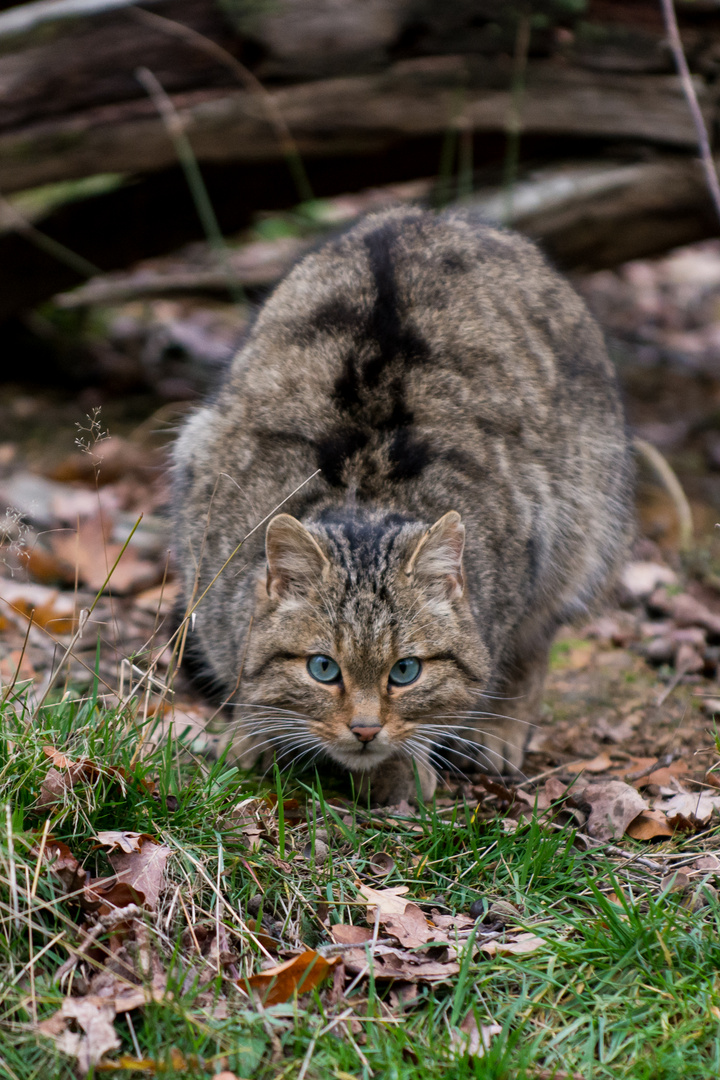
172 206 633 803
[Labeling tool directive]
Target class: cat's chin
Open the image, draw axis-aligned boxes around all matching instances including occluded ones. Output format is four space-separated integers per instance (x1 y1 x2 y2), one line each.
325 741 398 771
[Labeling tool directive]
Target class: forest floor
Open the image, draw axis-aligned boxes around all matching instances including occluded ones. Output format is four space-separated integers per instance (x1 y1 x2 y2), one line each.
3 220 720 1078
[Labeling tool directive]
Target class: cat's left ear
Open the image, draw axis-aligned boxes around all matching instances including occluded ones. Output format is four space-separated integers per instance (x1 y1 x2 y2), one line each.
404 511 465 600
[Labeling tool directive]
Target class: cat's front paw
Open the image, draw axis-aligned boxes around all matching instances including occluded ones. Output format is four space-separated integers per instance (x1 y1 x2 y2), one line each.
354 757 437 806
473 718 528 777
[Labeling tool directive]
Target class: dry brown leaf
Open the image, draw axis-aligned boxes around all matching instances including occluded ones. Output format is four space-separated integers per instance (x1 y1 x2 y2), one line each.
573 779 648 841
0 648 37 684
134 580 181 614
654 791 720 828
330 924 374 945
37 767 80 807
95 1048 190 1073
342 944 460 982
38 974 167 1074
566 752 613 775
38 996 120 1075
245 918 278 953
242 949 340 1005
625 809 675 840
480 932 545 957
544 777 571 803
357 883 410 917
0 579 78 634
31 837 84 893
108 837 171 911
450 1010 502 1059
49 514 160 595
381 902 434 949
612 757 689 790
661 871 691 893
94 830 155 855
38 752 155 804
84 879 145 912
431 912 476 932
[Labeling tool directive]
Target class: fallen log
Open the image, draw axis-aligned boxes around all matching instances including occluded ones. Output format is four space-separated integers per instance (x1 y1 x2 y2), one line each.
1 0 720 322
51 158 720 311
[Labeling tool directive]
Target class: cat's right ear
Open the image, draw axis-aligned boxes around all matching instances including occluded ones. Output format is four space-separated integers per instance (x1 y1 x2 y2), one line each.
265 514 331 600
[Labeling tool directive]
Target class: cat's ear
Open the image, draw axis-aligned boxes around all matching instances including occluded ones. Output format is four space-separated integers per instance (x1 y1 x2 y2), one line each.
265 514 330 600
404 511 465 600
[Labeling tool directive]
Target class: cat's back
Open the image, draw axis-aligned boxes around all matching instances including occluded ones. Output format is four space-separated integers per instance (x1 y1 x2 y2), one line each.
178 206 625 502
174 206 631 617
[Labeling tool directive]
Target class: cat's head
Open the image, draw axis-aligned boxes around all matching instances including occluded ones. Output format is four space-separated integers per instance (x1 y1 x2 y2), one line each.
235 509 490 774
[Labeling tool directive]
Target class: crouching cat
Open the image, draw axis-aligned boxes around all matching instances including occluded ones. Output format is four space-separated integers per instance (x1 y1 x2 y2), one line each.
172 206 633 804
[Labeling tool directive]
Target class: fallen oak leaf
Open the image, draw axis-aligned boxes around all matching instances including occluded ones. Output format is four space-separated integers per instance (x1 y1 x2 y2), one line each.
625 810 675 841
94 830 156 855
431 912 476 932
30 836 85 893
83 879 146 913
381 903 434 949
572 778 648 842
49 513 160 595
96 1048 191 1073
106 837 171 912
241 949 340 1006
330 924 374 945
480 932 545 957
38 996 120 1075
38 978 168 1075
38 751 155 804
342 944 460 982
450 1010 502 1060
565 752 613 775
356 883 410 917
654 792 720 828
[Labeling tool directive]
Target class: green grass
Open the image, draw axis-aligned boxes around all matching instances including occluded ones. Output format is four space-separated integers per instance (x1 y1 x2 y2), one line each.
2 684 720 1079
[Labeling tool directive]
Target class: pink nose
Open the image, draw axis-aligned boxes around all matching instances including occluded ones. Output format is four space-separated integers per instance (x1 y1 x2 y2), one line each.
350 724 381 743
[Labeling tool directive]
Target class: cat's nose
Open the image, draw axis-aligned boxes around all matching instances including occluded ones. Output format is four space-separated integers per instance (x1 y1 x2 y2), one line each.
350 722 381 743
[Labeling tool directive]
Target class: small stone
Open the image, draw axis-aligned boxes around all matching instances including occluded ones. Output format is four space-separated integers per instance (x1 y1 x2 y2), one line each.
302 839 329 864
644 637 675 664
621 562 677 600
246 894 263 917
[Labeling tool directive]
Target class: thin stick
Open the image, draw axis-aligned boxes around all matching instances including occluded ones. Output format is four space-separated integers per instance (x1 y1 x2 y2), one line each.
0 190 100 278
634 436 694 552
660 0 720 224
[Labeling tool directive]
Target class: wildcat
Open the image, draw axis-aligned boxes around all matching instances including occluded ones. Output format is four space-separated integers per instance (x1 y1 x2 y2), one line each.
172 206 633 804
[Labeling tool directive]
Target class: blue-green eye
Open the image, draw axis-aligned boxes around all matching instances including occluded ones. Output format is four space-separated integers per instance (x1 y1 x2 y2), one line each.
307 655 341 683
388 657 421 686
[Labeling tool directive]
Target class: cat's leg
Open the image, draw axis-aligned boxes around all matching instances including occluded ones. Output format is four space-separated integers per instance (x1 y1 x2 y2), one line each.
466 643 550 777
354 755 437 806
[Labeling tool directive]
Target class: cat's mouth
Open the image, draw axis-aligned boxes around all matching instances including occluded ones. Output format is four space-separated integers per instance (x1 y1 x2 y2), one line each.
326 732 395 769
